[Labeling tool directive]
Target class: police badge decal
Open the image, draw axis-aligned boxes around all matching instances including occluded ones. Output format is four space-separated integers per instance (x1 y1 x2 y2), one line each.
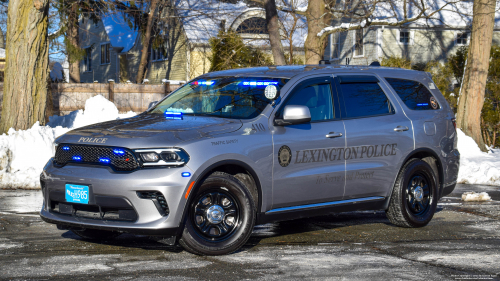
278 145 292 167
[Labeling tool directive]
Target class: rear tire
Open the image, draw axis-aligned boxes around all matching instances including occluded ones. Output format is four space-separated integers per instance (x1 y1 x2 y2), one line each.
72 228 121 240
386 159 438 228
179 172 255 256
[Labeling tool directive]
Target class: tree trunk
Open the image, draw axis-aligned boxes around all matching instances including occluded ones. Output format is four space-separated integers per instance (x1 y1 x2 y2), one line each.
264 0 286 65
0 26 5 49
456 0 496 152
0 0 50 133
136 0 159 84
304 0 328 64
67 3 80 83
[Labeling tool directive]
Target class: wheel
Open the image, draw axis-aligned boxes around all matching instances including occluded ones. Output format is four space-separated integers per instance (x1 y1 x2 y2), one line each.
72 228 121 240
179 172 256 255
386 158 438 228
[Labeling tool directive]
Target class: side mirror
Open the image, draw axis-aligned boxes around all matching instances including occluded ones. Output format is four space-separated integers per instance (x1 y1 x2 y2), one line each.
275 105 311 126
148 101 159 109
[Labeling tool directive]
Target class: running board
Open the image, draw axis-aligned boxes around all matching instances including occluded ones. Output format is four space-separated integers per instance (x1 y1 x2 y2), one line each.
257 196 386 225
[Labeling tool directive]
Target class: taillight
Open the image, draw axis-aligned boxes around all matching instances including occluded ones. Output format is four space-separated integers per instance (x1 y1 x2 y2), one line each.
451 118 457 131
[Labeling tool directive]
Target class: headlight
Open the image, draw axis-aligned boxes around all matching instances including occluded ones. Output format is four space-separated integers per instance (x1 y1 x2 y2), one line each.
134 148 189 166
139 152 160 162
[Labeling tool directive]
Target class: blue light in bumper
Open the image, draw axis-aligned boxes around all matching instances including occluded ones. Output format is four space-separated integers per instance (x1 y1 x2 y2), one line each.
99 158 110 164
181 172 191 177
417 103 429 106
113 149 125 156
62 146 70 151
72 156 82 161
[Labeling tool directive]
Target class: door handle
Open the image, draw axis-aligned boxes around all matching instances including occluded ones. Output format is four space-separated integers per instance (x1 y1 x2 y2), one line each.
394 126 409 132
326 132 343 138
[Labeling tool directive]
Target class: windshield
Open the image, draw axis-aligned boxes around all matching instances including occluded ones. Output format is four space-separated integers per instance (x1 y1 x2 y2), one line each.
149 77 289 119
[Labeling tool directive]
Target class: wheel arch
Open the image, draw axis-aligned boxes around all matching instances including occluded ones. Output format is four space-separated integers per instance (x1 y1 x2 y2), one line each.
383 147 445 210
178 159 263 233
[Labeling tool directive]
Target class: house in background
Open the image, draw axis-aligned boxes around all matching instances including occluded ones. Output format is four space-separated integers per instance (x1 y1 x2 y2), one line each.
79 0 307 84
324 1 500 66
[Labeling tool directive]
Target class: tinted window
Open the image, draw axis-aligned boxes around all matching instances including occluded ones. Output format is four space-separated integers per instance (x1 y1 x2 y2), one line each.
339 82 394 118
385 78 440 110
281 79 334 122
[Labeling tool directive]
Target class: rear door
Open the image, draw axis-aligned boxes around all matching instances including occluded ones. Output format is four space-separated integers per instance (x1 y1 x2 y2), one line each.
271 76 346 209
334 75 414 199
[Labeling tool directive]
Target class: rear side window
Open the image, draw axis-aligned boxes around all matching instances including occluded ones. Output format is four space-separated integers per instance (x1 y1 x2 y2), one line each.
338 82 395 119
385 78 440 110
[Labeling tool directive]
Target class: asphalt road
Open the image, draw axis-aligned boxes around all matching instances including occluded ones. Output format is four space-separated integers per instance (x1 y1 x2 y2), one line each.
0 184 499 280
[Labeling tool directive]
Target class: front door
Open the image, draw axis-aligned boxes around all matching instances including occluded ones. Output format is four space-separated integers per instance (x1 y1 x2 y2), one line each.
271 76 346 209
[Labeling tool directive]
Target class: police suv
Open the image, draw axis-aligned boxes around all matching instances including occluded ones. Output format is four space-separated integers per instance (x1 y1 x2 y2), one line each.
40 65 460 255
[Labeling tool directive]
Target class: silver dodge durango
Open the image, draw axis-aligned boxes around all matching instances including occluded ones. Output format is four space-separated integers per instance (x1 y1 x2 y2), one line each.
40 65 460 255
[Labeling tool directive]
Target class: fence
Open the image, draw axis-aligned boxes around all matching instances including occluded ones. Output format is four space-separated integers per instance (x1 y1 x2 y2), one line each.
0 82 183 114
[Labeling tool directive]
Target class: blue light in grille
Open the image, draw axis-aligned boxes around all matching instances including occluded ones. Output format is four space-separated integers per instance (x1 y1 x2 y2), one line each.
181 172 191 177
72 156 82 161
62 146 70 151
113 149 125 155
99 158 110 164
417 103 429 106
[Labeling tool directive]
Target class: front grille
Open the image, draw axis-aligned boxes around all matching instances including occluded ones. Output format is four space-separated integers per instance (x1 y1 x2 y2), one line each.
54 144 139 171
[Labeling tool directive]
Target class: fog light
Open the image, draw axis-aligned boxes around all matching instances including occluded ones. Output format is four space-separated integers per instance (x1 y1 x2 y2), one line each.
140 152 159 162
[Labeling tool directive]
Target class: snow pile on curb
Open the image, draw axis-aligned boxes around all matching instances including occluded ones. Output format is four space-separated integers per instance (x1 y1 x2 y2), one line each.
457 129 500 186
461 192 492 202
0 95 136 189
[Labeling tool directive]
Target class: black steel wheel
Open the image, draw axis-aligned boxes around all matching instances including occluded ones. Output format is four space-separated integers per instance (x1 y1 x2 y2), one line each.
386 159 438 228
191 191 240 241
179 172 256 256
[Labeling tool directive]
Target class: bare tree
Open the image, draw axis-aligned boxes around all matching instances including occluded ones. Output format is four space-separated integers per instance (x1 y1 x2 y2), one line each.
1 0 50 132
456 0 497 151
136 0 161 84
265 0 286 65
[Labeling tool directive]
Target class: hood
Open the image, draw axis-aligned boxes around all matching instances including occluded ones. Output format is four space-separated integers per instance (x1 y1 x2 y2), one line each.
55 114 243 148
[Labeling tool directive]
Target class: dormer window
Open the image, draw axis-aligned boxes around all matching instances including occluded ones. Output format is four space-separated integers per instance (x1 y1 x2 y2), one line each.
236 17 268 34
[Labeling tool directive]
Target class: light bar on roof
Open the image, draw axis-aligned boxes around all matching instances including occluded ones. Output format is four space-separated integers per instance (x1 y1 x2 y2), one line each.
241 81 279 86
191 80 214 86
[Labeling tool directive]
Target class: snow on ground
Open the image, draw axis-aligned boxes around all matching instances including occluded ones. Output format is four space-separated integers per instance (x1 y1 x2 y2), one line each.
461 192 492 202
0 95 136 189
457 129 500 186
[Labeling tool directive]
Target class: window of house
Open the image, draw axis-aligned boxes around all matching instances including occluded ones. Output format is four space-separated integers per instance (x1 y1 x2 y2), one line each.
354 29 363 57
400 31 410 44
385 78 440 110
331 32 340 59
151 47 167 61
83 47 92 72
236 17 268 34
456 32 468 45
100 43 110 64
337 77 395 118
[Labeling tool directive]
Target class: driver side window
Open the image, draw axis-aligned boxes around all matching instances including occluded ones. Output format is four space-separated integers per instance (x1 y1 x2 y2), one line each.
280 77 335 122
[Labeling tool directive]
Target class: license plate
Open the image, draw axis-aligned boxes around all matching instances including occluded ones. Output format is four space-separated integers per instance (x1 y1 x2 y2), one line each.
65 184 89 204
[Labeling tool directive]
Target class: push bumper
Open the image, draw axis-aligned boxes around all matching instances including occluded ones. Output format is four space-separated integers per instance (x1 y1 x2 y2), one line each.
40 159 193 236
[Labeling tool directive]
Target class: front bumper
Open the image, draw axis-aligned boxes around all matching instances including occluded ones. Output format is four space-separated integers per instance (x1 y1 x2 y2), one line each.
40 159 193 236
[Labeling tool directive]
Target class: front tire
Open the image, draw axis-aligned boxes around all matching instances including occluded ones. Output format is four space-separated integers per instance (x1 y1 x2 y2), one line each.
179 172 256 255
386 159 438 228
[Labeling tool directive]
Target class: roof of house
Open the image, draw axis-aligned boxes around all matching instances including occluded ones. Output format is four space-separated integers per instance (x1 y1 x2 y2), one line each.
175 0 308 47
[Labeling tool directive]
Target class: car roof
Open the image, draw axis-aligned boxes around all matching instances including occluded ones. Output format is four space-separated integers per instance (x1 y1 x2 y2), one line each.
199 65 430 81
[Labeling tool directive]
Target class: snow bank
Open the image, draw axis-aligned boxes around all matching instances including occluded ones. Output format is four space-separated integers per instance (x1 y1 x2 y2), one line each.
461 192 492 202
457 129 500 186
0 95 136 189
